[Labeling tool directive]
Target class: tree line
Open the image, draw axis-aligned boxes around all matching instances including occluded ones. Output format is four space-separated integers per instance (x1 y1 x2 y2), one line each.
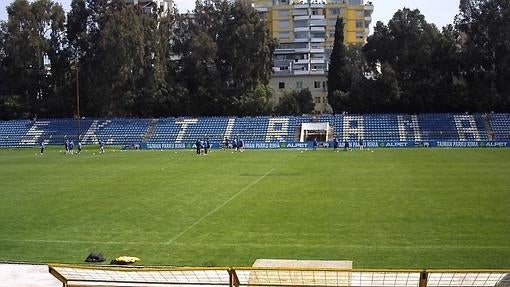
0 0 275 119
1 0 509 120
328 0 510 114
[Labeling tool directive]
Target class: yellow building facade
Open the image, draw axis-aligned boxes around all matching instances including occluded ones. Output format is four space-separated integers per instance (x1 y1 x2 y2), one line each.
251 0 374 113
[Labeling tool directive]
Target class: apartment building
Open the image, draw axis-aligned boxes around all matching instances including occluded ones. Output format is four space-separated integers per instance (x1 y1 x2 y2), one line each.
251 0 374 113
123 0 174 15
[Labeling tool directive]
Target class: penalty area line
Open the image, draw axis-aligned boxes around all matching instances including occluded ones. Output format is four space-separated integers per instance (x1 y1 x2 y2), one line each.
165 167 277 245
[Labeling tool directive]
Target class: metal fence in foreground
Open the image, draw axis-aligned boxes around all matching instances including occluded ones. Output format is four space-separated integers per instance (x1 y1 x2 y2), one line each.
49 265 510 287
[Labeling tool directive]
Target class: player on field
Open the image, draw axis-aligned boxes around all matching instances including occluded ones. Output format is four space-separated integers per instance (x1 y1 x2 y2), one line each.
77 141 82 154
237 138 244 152
359 138 364 150
98 139 105 154
40 141 45 154
344 140 350 151
333 138 339 152
69 141 74 154
64 139 69 154
204 138 210 155
195 138 202 155
313 138 318 151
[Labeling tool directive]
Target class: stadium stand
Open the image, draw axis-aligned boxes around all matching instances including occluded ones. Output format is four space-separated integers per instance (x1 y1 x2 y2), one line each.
0 113 508 147
0 119 32 147
490 113 510 140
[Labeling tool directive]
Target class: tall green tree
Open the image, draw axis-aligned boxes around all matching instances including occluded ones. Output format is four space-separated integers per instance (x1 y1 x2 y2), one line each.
364 9 463 112
1 0 69 119
274 88 314 116
217 0 275 115
173 0 274 116
457 0 510 111
327 17 350 113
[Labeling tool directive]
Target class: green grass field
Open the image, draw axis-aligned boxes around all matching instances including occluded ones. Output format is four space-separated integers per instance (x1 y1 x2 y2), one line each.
0 147 509 268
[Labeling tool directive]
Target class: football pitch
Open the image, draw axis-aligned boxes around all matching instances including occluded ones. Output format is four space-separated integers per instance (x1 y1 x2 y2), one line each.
0 147 509 268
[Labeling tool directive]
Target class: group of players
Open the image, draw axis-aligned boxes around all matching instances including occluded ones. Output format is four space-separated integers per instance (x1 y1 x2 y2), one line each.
223 138 244 151
313 138 364 152
39 137 362 155
195 138 211 155
195 137 245 155
39 139 105 155
63 140 82 154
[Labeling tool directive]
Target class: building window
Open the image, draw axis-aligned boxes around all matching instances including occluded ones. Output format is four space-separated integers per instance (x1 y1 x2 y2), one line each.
356 20 364 28
279 20 289 28
322 81 327 89
329 8 341 15
314 81 321 88
323 97 328 104
356 32 364 39
311 9 323 15
278 10 289 17
314 97 321 104
296 82 303 89
279 82 285 89
356 10 364 17
279 32 290 39
348 0 362 4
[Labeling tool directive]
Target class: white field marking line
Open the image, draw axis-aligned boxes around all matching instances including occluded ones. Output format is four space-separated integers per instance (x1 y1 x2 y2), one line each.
0 238 161 245
165 167 277 245
1 238 508 250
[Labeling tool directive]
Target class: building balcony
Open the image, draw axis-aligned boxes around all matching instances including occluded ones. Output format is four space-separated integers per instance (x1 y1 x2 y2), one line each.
310 15 325 20
310 37 326 42
293 70 310 75
310 3 325 8
365 16 372 23
294 4 309 9
293 38 310 42
310 58 325 64
310 48 324 53
310 26 325 31
310 70 325 75
294 15 310 21
294 59 310 64
310 20 326 26
295 47 311 53
274 49 296 54
294 27 310 32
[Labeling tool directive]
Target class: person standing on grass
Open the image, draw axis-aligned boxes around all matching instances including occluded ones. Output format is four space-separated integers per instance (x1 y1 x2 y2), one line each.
237 138 244 152
195 138 202 155
64 139 69 154
204 138 210 155
359 138 364 150
69 141 74 155
333 138 339 152
40 141 45 154
77 141 82 154
344 140 349 151
313 138 318 151
99 139 105 154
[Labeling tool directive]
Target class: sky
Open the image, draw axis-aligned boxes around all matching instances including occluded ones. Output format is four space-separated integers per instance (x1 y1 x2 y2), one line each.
0 0 460 32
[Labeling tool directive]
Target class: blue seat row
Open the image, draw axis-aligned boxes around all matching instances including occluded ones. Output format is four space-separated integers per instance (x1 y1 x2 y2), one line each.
0 114 508 147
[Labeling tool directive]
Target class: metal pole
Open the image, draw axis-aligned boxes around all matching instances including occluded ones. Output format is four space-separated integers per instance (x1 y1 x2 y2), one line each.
76 60 81 141
419 270 428 287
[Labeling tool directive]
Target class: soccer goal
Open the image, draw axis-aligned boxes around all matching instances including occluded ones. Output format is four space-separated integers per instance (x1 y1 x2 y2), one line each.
300 122 332 142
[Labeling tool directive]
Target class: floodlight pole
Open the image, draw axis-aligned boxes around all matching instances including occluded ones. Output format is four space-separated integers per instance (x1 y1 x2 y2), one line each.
76 57 81 142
